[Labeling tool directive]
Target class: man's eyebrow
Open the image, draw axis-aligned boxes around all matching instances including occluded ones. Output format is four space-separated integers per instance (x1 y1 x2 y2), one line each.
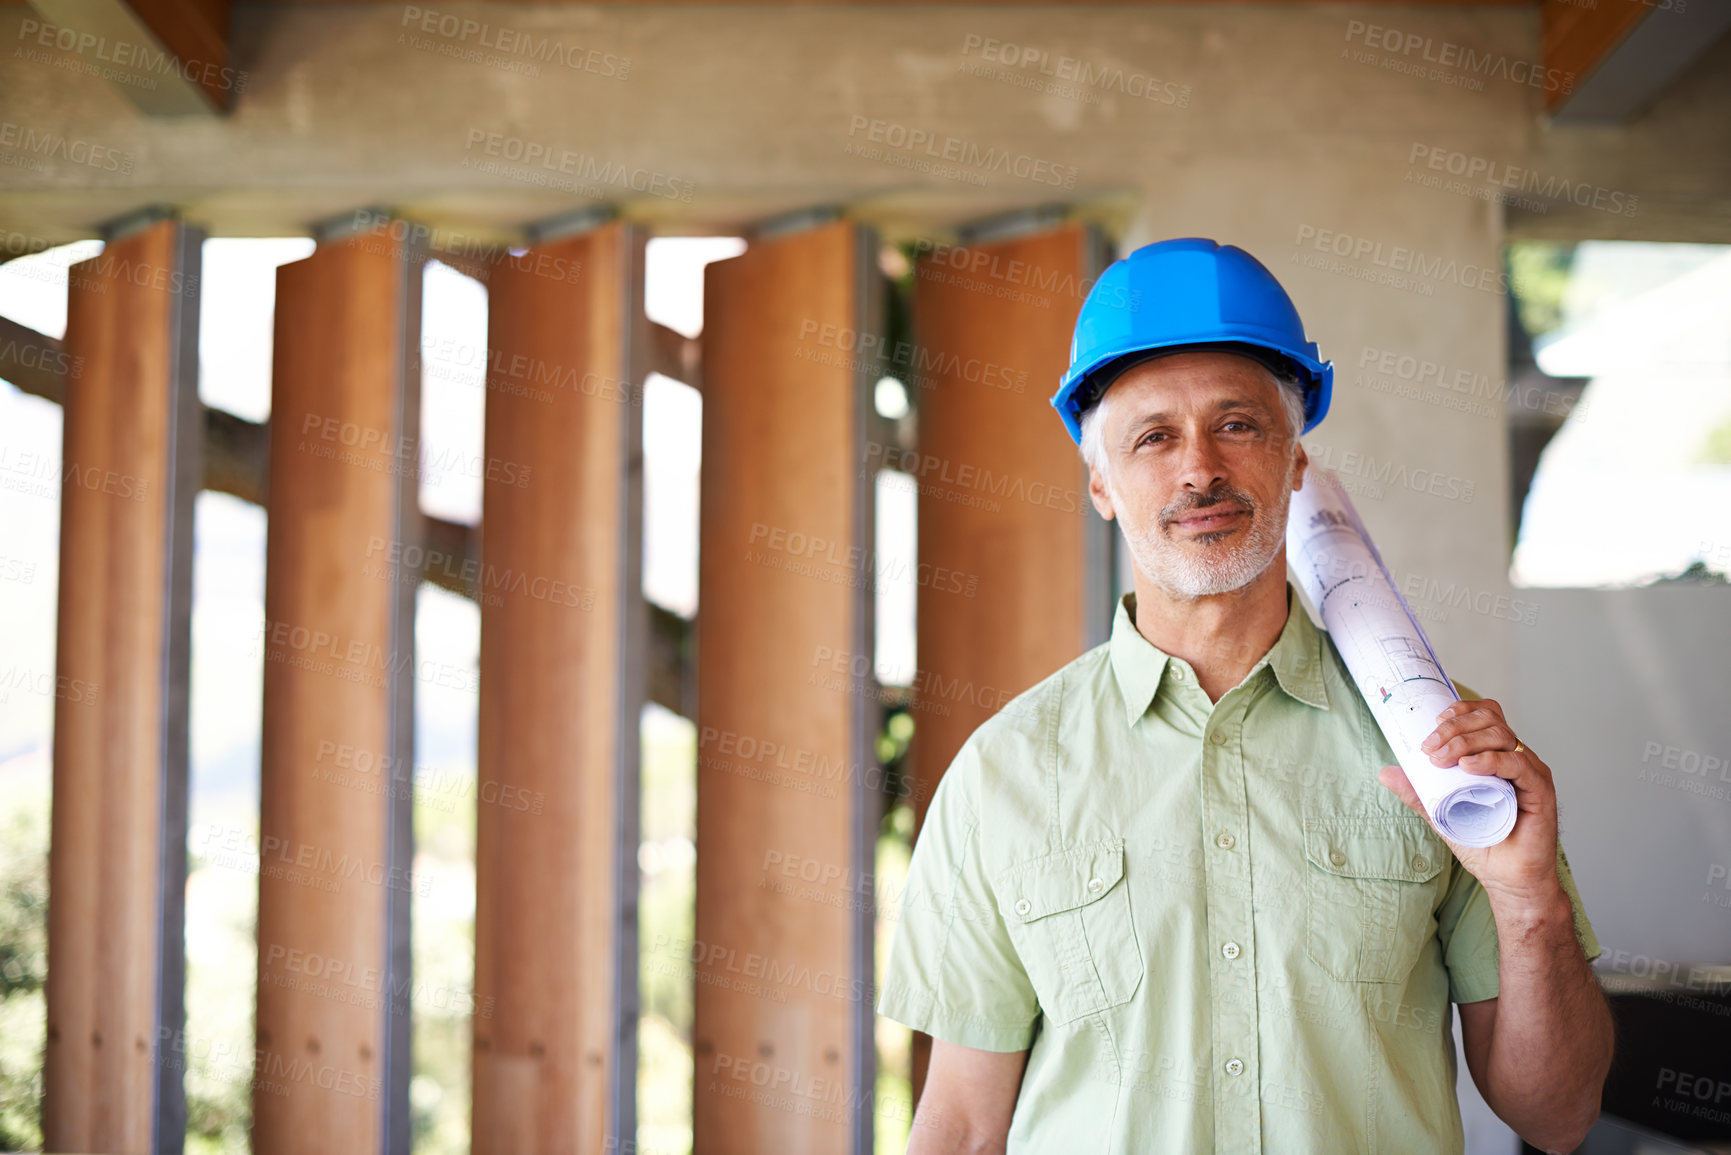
1119 397 1275 437
1213 396 1274 414
1124 409 1173 430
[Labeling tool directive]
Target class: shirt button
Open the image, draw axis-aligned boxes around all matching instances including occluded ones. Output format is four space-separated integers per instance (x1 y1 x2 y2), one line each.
1087 876 1104 893
1215 832 1235 850
1015 898 1031 916
1210 730 1227 746
1329 849 1347 867
1225 1058 1245 1077
1412 855 1429 872
1171 667 1184 681
1222 941 1241 960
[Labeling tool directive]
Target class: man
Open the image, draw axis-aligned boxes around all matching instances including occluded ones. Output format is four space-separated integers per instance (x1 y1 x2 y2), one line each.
877 239 1613 1153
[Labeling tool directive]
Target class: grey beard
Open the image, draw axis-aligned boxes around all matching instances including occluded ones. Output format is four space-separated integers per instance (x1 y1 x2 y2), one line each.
1113 465 1295 600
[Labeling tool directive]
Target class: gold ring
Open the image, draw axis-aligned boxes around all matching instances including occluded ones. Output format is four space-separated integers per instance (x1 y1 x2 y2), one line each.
1512 741 1524 754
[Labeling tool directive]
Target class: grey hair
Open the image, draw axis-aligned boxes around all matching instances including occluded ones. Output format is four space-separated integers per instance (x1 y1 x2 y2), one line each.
1078 366 1307 476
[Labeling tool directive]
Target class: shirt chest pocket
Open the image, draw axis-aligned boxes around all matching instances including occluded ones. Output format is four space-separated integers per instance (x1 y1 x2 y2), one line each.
994 838 1143 1026
1303 817 1447 984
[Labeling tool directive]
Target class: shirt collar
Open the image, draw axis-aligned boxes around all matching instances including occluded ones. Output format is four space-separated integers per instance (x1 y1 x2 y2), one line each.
1108 583 1331 726
1108 593 1169 727
1264 588 1331 711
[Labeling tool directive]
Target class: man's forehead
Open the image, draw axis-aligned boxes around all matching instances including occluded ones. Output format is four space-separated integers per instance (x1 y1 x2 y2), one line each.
1115 349 1279 388
1101 353 1283 416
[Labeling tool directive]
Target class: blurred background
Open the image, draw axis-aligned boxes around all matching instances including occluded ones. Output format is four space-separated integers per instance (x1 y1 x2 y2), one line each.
0 1 1728 1153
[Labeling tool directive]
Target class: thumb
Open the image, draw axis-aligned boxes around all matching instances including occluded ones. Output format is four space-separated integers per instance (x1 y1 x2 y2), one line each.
1378 765 1426 819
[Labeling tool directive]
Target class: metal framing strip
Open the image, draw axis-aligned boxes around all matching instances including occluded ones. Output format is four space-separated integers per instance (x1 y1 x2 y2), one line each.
1080 222 1117 648
153 217 203 1155
379 220 426 1155
611 223 649 1154
848 223 881 1155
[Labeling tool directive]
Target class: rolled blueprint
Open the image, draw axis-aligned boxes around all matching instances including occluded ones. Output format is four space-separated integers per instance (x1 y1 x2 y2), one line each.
1286 465 1517 848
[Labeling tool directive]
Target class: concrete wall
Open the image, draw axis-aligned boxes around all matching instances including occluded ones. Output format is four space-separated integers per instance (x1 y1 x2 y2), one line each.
1515 587 1731 970
1517 30 1731 244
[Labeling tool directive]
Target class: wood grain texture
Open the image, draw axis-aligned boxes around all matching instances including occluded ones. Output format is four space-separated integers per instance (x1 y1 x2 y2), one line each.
44 218 181 1155
125 0 232 107
254 230 414 1153
909 225 1098 821
472 222 643 1155
694 221 870 1155
904 225 1100 1099
1541 0 1653 111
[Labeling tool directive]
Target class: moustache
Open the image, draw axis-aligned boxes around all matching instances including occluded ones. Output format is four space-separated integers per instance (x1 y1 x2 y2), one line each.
1159 488 1255 531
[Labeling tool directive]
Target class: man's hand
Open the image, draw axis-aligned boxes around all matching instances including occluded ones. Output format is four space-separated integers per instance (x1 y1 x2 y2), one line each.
1379 697 1613 1152
1377 697 1564 908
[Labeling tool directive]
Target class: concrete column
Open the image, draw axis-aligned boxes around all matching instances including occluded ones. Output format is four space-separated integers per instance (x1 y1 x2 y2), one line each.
253 224 421 1154
694 219 879 1155
470 219 646 1154
44 215 201 1155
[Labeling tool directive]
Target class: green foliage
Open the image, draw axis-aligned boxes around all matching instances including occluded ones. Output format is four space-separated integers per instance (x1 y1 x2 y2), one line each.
1657 560 1731 586
410 782 478 1155
180 855 257 1154
0 801 46 1151
412 1015 472 1154
1507 242 1577 339
0 808 46 999
1697 416 1731 465
638 707 697 1155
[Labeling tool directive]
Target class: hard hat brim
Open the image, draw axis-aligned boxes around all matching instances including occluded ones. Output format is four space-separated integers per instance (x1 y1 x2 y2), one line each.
1052 337 1333 445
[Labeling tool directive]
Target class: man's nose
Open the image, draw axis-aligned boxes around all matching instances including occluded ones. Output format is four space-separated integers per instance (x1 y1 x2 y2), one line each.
1176 432 1229 492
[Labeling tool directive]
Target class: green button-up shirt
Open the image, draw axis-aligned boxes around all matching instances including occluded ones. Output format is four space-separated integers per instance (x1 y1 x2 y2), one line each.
878 586 1600 1153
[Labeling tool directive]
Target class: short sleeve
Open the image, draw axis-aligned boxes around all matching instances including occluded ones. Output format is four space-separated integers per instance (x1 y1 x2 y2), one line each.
876 742 1039 1052
1435 681 1603 1001
1438 838 1603 1005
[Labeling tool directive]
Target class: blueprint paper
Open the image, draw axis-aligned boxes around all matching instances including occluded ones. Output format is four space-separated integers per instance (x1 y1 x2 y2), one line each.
1286 465 1517 848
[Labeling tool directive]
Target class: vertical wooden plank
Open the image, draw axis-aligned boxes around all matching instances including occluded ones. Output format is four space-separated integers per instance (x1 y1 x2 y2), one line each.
695 220 878 1155
905 224 1109 1096
471 220 646 1155
44 217 200 1155
254 226 420 1155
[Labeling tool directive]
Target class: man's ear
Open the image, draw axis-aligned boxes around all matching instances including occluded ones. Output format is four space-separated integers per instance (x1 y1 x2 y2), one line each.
1088 462 1116 521
1291 438 1309 492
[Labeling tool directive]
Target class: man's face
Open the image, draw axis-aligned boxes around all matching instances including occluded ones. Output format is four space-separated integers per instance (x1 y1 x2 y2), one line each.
1085 351 1308 600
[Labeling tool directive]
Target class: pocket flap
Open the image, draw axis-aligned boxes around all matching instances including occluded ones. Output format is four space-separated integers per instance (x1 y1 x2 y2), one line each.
997 838 1125 922
1304 817 1445 882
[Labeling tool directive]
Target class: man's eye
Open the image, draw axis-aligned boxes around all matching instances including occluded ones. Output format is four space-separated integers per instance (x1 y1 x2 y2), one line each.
1138 432 1168 447
1221 421 1255 433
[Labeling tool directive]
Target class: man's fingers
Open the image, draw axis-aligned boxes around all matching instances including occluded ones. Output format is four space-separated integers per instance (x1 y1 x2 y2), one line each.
1422 702 1505 753
1458 748 1551 794
1426 724 1520 766
1438 697 1504 723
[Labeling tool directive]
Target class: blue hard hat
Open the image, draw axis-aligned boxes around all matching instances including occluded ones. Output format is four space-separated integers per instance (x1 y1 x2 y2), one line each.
1051 238 1333 444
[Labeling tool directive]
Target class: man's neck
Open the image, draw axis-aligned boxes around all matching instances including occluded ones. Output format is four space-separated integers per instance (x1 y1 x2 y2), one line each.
1131 554 1293 703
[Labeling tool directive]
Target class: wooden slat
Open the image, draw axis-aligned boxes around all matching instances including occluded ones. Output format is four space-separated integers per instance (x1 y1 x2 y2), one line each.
26 0 232 113
0 313 71 404
254 228 420 1154
471 221 646 1154
695 220 877 1155
904 224 1109 1098
12 0 1533 7
648 320 702 390
1541 0 1653 112
44 217 200 1155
